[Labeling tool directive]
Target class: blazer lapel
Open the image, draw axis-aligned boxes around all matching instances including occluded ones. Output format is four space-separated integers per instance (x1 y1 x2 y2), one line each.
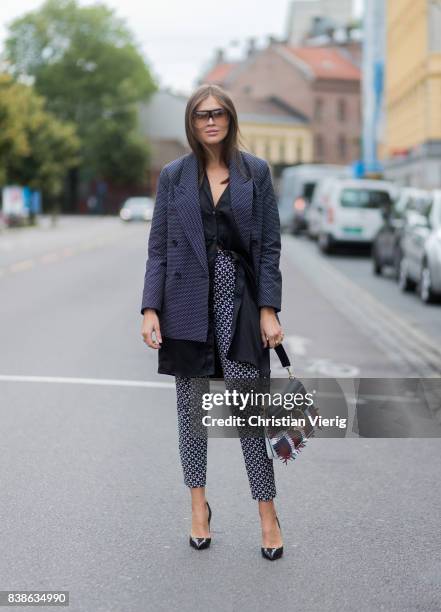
173 151 254 273
173 153 208 274
229 152 254 252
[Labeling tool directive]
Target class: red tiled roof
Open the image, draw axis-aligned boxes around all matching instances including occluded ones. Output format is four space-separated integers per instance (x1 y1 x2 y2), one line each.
284 46 360 80
202 62 237 84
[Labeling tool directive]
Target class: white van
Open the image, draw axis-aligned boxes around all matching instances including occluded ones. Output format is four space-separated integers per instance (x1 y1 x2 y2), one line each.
313 177 398 253
278 164 351 234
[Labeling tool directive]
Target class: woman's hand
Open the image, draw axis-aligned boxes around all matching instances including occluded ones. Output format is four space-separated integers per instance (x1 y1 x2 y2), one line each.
260 307 284 349
141 309 162 349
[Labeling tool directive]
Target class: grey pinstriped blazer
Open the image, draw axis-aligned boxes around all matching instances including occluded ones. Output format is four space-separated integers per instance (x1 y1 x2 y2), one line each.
140 150 282 343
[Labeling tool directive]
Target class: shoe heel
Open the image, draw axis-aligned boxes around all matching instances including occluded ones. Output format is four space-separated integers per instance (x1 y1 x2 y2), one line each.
261 515 283 561
189 501 212 550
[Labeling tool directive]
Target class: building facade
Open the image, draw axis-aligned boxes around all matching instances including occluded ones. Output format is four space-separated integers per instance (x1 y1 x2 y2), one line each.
233 95 313 180
382 0 441 188
208 42 361 165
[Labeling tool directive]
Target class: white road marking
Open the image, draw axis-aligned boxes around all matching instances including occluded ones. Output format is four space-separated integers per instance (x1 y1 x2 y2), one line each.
39 252 60 263
10 259 35 272
0 374 175 389
0 225 141 279
305 358 360 377
274 334 361 377
284 334 310 356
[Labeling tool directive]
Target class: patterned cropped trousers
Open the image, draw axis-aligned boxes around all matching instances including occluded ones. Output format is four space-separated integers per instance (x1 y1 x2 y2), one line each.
175 249 276 501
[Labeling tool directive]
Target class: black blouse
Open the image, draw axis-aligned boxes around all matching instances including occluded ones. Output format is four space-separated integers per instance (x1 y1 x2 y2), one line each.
157 171 270 378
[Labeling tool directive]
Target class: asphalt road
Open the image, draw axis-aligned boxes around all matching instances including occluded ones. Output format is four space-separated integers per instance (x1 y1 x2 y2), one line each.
0 216 440 612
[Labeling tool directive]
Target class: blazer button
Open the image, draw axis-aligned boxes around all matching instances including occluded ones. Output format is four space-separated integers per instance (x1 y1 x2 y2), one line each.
172 239 178 246
174 271 182 278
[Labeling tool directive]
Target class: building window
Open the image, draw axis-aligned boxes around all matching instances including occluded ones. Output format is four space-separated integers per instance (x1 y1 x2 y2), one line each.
314 98 323 121
337 98 346 121
315 134 325 159
338 134 347 159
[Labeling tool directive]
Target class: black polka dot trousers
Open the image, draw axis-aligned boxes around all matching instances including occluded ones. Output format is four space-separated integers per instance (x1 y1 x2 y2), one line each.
175 249 277 501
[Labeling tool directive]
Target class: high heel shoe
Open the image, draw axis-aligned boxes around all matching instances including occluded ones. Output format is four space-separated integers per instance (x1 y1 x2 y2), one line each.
189 501 212 550
261 516 284 561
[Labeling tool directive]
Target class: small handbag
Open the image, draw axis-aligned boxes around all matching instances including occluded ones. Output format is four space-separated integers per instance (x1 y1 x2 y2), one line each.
262 343 322 464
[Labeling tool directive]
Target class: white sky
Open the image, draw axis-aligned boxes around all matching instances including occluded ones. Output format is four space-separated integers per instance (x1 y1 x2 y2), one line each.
0 0 363 95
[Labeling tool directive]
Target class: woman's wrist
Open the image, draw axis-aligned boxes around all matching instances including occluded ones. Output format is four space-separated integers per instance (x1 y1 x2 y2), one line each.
143 308 158 316
260 306 276 315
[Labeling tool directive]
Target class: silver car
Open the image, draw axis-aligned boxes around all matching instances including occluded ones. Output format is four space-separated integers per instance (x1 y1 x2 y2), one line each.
119 197 154 222
398 189 441 303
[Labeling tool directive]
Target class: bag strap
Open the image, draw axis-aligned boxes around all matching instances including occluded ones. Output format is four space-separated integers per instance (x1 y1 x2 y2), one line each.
274 343 295 379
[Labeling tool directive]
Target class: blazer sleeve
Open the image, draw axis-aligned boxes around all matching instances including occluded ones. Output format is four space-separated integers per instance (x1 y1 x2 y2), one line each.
257 163 282 313
140 167 170 315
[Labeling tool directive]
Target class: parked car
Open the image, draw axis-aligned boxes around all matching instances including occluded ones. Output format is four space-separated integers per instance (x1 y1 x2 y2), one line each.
313 177 398 253
372 187 432 278
398 190 441 303
278 164 351 234
308 174 352 239
119 197 154 222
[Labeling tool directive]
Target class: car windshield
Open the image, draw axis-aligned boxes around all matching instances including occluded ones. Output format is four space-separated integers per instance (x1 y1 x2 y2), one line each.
340 188 392 209
302 182 316 201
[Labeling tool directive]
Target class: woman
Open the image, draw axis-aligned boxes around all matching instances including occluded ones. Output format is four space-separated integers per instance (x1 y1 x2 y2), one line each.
140 84 285 560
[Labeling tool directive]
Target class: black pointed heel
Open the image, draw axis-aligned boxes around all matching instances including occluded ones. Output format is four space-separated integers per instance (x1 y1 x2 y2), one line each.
261 516 284 561
189 501 212 550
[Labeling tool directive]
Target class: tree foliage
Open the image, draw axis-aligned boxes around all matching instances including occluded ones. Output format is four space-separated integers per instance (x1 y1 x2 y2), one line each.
5 0 156 185
0 73 80 195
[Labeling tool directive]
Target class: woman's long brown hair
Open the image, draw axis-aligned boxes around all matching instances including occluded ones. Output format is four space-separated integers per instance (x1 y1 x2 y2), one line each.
184 84 250 187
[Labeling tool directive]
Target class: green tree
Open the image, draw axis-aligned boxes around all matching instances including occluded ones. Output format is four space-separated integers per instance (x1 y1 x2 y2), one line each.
4 0 156 194
0 73 79 196
0 75 30 185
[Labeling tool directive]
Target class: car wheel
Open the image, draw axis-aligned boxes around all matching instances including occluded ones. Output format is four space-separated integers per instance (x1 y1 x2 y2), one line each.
292 226 301 236
393 250 402 281
398 258 415 292
372 247 382 276
419 261 439 304
318 232 333 254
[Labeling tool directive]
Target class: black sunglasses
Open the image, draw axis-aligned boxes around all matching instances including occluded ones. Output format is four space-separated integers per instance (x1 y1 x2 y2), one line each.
192 108 229 123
